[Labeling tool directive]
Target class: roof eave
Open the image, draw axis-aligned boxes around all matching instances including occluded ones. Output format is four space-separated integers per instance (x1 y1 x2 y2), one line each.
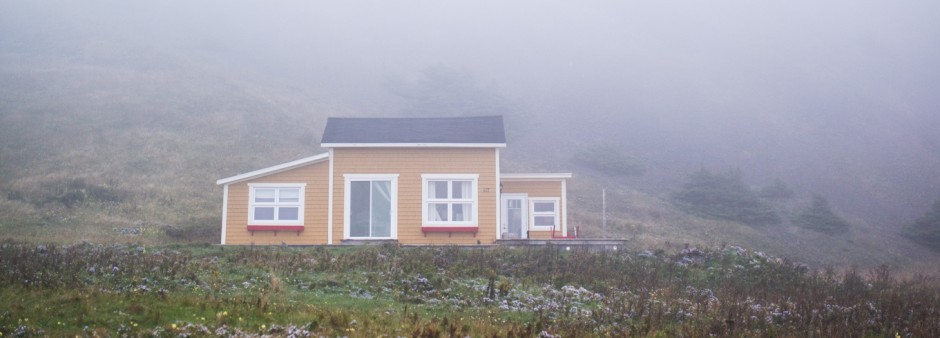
216 152 330 186
500 173 573 181
321 142 507 148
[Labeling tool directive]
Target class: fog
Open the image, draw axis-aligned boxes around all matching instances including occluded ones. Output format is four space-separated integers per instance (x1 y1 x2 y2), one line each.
2 0 939 227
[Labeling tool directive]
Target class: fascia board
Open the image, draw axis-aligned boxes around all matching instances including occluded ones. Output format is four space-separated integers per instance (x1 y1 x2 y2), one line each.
500 173 573 181
321 143 506 148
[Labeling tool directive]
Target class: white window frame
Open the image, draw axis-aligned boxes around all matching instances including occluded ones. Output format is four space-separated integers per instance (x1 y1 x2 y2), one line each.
247 183 306 226
343 174 399 240
529 198 560 231
421 174 479 227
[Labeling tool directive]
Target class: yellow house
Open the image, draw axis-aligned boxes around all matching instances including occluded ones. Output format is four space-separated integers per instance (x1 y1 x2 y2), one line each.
216 116 572 245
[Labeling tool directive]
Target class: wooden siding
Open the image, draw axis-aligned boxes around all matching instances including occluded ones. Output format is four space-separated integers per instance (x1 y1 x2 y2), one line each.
224 161 329 245
332 148 498 245
500 180 565 237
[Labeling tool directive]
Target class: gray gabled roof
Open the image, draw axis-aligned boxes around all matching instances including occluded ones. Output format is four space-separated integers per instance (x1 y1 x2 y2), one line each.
320 116 506 147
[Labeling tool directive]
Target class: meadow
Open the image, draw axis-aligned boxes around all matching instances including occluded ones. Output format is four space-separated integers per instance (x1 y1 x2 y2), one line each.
1 241 938 337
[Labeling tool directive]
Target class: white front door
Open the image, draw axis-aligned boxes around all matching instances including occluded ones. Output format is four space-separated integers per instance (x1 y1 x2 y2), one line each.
501 194 527 239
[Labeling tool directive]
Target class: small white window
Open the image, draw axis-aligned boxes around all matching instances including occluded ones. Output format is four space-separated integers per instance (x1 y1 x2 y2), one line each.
529 198 559 230
422 174 478 226
248 184 306 225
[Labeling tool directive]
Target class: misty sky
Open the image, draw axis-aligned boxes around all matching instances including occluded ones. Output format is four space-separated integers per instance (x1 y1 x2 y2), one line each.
2 0 939 224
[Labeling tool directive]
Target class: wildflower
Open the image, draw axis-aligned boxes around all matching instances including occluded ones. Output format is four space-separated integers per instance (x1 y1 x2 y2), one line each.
171 323 177 330
261 324 266 330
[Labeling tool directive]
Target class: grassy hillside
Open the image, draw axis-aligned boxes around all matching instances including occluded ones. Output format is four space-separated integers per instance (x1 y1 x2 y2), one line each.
1 13 938 274
0 39 336 243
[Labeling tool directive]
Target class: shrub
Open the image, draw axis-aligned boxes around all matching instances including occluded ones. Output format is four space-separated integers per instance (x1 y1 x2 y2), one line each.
162 216 221 243
6 177 129 209
672 168 780 226
793 195 851 234
902 199 940 251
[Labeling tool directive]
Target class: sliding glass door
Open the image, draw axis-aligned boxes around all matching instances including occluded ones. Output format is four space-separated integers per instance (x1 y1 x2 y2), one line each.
345 175 397 239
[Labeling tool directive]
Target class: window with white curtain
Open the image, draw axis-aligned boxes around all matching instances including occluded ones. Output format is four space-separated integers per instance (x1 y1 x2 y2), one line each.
422 174 478 226
248 183 305 225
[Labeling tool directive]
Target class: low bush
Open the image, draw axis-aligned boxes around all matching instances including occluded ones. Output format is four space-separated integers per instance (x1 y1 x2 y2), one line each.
161 216 221 243
6 177 129 209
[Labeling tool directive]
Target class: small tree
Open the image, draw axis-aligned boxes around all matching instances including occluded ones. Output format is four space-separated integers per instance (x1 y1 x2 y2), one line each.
902 199 940 251
672 168 780 226
793 195 851 234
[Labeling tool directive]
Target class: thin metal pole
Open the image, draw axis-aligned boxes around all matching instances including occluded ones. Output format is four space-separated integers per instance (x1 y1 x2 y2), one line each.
602 188 607 237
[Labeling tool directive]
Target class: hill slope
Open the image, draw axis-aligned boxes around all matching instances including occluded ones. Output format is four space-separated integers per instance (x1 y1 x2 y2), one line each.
1 0 939 272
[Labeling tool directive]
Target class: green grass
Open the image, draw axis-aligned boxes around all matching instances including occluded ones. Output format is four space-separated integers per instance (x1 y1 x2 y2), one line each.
1 242 938 337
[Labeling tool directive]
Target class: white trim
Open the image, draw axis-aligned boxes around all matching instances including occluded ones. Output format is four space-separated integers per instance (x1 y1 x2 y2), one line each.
216 153 330 185
220 185 228 245
421 174 479 227
247 183 306 226
343 174 399 240
322 143 506 148
327 149 334 244
529 198 561 231
495 148 501 240
562 179 568 237
500 173 572 181
501 193 528 239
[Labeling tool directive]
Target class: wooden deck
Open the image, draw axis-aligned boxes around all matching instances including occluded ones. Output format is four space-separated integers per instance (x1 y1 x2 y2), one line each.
495 239 626 251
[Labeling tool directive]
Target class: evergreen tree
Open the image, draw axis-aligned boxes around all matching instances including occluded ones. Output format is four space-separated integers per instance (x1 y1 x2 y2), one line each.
672 168 781 226
902 199 940 251
793 195 851 234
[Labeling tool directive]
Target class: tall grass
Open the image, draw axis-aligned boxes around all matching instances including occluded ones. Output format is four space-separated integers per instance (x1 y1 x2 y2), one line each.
1 242 937 336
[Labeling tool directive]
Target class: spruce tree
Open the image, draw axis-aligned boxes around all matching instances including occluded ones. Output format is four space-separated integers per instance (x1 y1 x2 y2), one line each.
793 195 850 234
902 199 940 251
672 168 780 226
